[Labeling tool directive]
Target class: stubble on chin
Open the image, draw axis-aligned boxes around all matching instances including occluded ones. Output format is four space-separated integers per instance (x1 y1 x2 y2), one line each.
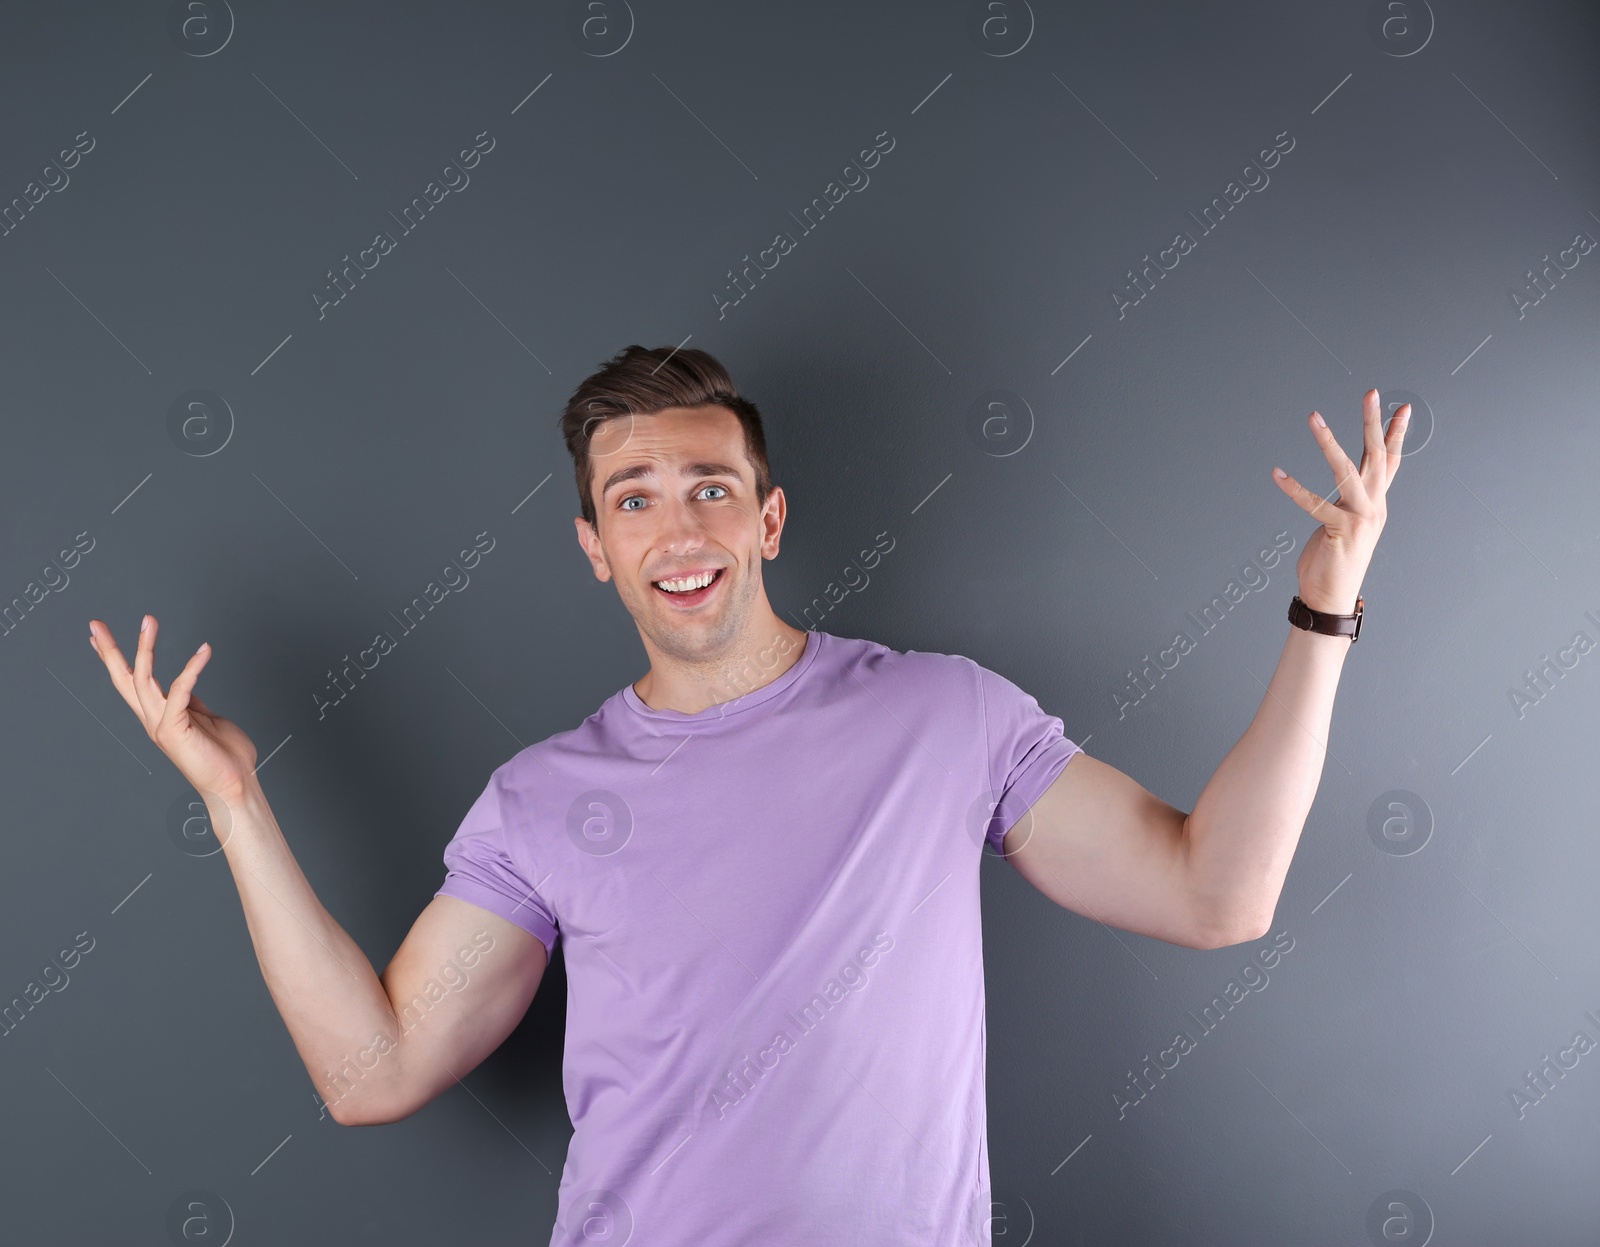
638 564 751 667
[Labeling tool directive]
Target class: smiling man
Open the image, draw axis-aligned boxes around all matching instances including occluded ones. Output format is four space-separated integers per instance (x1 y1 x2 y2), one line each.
88 344 1406 1246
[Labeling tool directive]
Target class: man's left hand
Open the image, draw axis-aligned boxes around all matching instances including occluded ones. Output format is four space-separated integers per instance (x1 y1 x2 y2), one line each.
1271 387 1409 615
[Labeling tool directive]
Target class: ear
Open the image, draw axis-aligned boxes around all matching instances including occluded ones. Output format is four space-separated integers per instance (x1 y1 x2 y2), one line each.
574 516 612 582
758 486 787 560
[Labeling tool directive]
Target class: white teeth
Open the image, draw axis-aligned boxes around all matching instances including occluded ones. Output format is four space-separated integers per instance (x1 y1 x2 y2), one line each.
655 570 717 593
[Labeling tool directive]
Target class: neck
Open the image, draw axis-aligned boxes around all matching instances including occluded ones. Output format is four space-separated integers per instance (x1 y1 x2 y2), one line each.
632 613 811 714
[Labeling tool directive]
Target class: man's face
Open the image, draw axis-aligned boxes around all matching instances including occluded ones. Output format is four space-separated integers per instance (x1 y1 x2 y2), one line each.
574 404 784 663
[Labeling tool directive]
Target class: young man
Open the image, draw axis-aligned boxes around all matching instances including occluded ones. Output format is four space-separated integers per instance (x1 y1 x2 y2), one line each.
88 345 1406 1245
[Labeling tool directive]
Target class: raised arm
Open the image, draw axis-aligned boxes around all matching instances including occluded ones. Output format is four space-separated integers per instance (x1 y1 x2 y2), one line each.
88 614 548 1126
999 389 1409 949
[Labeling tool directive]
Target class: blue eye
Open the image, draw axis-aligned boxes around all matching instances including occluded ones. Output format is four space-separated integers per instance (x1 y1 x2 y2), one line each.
618 483 728 511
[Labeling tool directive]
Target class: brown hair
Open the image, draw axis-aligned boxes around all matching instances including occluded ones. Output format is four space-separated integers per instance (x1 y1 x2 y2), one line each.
559 344 774 530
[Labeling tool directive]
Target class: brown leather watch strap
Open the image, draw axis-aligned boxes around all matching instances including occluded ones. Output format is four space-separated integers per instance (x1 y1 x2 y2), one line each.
1288 594 1363 641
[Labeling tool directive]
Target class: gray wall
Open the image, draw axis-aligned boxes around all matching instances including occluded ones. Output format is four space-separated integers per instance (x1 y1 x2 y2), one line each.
2 1 1597 1243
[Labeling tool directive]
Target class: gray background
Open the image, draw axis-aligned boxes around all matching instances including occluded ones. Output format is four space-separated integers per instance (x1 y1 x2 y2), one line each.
2 1 1597 1243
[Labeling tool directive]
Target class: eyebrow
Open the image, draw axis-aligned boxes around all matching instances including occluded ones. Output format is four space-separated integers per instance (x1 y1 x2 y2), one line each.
600 461 745 498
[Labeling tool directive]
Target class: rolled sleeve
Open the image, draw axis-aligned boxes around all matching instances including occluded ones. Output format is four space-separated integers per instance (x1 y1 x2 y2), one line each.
975 660 1083 856
435 770 560 954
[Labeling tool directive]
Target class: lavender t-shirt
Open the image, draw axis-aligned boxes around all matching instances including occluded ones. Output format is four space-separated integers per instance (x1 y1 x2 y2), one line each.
434 629 1082 1246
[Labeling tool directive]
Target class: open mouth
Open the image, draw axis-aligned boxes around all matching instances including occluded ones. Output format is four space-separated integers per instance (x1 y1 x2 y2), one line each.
652 567 724 606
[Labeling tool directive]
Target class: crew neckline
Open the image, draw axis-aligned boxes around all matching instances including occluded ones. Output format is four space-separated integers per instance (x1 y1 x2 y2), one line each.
621 629 825 724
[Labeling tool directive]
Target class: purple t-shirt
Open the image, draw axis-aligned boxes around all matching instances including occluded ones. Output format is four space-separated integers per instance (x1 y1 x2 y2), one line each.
434 629 1082 1246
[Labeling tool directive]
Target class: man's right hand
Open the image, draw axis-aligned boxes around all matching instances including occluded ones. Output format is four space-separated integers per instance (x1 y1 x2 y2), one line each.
86 612 549 1126
89 614 258 803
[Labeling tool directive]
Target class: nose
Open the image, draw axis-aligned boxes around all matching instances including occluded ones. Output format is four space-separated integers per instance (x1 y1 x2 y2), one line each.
655 491 709 556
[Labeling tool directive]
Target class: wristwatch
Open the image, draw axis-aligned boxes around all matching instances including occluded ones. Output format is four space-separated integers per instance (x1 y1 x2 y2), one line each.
1288 594 1363 642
